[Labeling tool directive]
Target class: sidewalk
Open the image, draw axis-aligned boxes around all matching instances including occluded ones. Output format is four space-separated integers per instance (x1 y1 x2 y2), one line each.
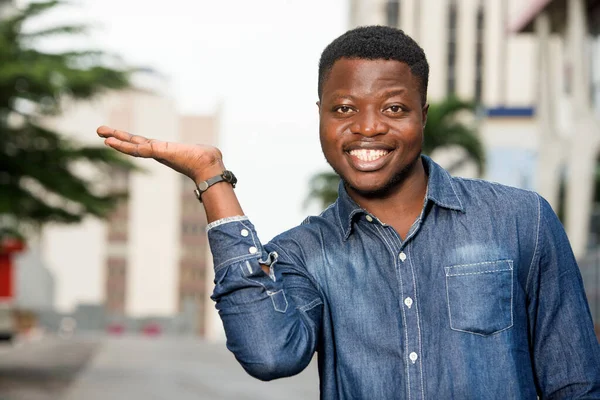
62 336 319 400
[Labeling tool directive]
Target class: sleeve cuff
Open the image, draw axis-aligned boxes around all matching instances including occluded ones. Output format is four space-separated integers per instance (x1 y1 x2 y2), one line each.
207 218 265 271
206 215 249 231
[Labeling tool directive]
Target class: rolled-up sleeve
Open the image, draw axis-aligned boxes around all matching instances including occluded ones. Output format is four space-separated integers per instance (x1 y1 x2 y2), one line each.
207 216 323 381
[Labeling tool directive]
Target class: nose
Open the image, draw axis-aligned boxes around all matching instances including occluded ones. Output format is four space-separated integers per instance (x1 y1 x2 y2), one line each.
350 107 389 137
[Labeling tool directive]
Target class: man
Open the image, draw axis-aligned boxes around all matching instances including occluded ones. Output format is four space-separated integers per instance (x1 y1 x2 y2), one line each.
97 26 600 399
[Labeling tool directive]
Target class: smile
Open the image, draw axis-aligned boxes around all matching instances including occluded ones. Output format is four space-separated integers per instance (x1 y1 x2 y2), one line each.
348 149 389 162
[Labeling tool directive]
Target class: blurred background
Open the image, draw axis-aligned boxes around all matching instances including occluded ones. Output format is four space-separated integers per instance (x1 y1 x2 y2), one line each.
0 0 599 398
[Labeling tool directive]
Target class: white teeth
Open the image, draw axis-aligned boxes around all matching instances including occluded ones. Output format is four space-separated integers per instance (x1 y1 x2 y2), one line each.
349 149 389 162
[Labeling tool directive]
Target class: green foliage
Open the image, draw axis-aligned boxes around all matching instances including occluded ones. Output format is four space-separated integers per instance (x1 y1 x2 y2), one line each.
306 96 485 210
305 171 341 211
0 0 137 240
422 96 485 176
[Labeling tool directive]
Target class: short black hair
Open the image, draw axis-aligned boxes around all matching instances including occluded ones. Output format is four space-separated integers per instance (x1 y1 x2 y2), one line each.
318 25 429 105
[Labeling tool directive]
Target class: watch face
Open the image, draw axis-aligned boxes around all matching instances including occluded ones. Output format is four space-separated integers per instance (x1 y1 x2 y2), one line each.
223 170 237 186
198 181 209 191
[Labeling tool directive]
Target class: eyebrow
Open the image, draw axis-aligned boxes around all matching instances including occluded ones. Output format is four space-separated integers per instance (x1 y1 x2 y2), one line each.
328 93 355 101
328 88 408 101
380 89 407 98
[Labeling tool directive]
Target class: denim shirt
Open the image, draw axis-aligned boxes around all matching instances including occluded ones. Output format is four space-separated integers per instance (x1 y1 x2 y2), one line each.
208 156 600 399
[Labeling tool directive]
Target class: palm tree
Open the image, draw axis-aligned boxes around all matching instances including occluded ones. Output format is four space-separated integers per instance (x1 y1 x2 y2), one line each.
0 1 137 241
306 96 485 209
422 96 484 174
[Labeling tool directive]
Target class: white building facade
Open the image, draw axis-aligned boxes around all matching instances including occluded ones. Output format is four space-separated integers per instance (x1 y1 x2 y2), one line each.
512 0 600 259
31 75 224 338
350 0 544 185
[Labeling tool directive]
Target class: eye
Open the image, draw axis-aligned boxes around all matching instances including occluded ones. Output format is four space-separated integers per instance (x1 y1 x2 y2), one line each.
334 105 354 114
385 105 404 113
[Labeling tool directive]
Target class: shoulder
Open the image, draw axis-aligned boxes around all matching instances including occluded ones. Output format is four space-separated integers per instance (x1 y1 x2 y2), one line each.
266 201 342 262
451 176 541 214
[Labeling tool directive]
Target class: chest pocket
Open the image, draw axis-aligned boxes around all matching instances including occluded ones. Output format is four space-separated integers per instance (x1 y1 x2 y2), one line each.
444 260 513 336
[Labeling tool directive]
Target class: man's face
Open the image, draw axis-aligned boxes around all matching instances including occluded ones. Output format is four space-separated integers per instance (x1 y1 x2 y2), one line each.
318 58 427 197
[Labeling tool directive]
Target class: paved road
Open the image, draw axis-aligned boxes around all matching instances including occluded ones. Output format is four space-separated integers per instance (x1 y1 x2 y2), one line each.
63 335 319 400
0 336 99 400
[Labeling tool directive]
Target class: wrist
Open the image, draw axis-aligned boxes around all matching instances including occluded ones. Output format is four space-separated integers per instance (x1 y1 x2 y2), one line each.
192 160 226 185
194 169 237 203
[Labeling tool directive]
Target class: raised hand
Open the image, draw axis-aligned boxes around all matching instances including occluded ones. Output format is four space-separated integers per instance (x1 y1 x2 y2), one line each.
97 125 225 183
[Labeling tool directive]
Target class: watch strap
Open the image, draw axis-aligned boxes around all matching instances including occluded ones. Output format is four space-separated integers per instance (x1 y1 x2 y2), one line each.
194 170 237 202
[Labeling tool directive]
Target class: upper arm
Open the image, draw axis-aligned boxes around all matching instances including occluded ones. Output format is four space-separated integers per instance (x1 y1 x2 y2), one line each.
265 239 324 329
527 196 600 397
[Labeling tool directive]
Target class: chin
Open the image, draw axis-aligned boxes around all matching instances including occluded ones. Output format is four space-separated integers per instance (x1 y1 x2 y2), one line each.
340 154 423 199
344 179 396 199
337 171 391 197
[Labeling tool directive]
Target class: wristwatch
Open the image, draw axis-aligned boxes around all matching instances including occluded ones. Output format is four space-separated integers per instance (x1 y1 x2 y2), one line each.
194 170 237 202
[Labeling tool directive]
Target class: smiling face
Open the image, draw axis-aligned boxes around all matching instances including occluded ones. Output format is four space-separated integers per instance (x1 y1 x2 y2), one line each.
319 58 428 199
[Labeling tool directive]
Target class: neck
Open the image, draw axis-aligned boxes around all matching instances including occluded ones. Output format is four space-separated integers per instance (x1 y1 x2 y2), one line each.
347 158 428 236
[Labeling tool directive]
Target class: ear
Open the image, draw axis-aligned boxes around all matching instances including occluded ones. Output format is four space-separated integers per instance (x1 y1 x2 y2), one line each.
316 100 321 110
422 103 429 127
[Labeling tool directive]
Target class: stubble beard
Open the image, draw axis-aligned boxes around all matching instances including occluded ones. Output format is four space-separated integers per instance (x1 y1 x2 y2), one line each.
327 150 423 200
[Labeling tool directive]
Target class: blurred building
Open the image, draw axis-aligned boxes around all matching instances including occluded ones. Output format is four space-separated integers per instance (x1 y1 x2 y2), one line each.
511 0 600 327
177 115 219 337
512 0 600 256
350 0 541 186
29 74 224 339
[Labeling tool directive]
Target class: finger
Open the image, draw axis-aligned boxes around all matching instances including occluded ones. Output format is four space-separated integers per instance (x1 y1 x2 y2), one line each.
147 139 173 160
105 137 154 158
97 126 150 145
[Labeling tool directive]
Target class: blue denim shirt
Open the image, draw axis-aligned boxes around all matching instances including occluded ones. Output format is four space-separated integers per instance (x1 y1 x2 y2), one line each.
208 156 600 399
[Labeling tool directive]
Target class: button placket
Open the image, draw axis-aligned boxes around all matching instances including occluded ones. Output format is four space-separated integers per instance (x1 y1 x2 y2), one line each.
392 241 423 398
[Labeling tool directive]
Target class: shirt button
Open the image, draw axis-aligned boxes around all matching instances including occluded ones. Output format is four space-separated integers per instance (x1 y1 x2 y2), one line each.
365 215 373 222
409 352 418 363
399 252 407 262
249 246 258 254
404 297 413 308
241 229 249 237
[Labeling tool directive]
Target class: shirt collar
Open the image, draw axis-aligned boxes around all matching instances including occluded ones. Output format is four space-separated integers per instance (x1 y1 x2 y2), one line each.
336 154 465 240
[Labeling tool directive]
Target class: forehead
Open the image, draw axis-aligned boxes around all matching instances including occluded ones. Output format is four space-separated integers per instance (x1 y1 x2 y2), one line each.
322 58 419 97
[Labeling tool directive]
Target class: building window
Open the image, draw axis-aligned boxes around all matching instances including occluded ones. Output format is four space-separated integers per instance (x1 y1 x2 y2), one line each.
386 0 401 28
447 0 458 96
474 3 485 103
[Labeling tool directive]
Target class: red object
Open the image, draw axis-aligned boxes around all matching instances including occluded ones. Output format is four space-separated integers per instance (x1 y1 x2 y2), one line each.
141 323 161 337
107 323 125 335
0 254 13 299
0 239 25 301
